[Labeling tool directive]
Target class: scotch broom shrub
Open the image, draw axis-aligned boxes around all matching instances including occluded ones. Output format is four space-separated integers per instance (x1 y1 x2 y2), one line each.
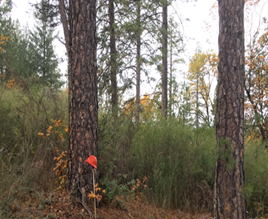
98 111 136 196
131 118 216 212
244 139 268 217
0 81 68 217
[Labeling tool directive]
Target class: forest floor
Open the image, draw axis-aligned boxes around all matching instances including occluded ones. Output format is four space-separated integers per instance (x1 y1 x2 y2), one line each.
8 189 213 219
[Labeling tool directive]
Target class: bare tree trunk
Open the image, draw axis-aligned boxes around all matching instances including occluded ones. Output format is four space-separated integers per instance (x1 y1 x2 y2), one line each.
135 0 141 127
169 32 172 117
196 77 199 129
214 0 246 218
161 1 168 118
109 0 117 116
59 0 98 202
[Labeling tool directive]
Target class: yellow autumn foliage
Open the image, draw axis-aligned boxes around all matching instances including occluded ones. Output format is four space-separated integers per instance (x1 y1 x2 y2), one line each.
122 94 160 122
0 34 8 53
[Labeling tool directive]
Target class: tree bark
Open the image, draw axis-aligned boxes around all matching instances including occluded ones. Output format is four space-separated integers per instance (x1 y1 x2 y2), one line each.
135 0 141 127
161 1 168 118
214 0 246 218
59 0 98 201
109 0 117 116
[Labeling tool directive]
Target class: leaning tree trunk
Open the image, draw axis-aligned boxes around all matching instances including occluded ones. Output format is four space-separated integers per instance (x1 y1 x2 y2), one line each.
161 0 168 118
214 0 246 218
59 0 98 202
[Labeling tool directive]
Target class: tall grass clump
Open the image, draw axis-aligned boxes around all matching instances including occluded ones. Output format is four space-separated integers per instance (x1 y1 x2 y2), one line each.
244 139 268 217
131 118 216 212
0 80 68 217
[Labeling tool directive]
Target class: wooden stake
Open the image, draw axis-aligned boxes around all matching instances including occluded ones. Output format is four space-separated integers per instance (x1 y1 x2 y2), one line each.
93 169 97 219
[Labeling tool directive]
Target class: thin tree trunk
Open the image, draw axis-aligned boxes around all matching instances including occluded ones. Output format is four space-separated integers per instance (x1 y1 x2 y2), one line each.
109 0 117 116
214 0 246 218
196 77 199 129
43 25 46 80
161 1 168 118
135 0 141 127
169 32 172 116
59 0 98 202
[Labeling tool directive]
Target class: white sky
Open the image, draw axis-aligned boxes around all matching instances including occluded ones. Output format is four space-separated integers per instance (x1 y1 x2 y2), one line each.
173 0 218 56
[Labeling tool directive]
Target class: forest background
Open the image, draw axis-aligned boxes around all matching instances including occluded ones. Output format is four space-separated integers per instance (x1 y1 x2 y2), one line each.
0 0 268 218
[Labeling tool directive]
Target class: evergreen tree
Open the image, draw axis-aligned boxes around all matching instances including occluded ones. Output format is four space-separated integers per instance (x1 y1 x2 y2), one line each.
109 0 117 116
177 81 191 125
97 0 161 115
0 0 38 81
59 0 98 208
168 15 184 117
30 0 62 88
161 0 168 118
214 0 246 218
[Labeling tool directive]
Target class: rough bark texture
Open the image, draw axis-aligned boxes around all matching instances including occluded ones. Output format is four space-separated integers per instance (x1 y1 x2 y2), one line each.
109 0 117 116
135 1 141 127
214 0 246 218
161 2 168 118
59 0 98 201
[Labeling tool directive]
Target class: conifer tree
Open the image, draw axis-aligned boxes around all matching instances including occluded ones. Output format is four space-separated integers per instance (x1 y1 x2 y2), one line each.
59 0 98 206
162 0 168 118
214 0 246 218
0 0 37 80
97 0 161 117
109 0 117 116
168 15 183 117
30 0 61 87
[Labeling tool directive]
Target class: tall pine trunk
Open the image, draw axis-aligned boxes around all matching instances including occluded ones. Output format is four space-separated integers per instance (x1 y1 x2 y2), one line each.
161 1 168 118
59 0 98 201
109 0 117 116
135 0 141 127
214 0 246 218
169 30 172 116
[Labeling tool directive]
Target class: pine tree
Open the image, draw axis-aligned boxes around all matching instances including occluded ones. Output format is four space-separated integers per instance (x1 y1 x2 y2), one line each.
109 0 117 116
59 0 98 205
97 0 161 117
168 15 183 117
214 0 246 218
161 0 168 118
30 0 62 88
0 1 37 80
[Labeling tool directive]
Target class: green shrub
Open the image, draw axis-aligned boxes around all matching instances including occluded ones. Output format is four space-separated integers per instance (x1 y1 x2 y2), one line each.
131 118 216 211
0 82 68 215
244 139 268 217
98 111 136 203
98 110 137 179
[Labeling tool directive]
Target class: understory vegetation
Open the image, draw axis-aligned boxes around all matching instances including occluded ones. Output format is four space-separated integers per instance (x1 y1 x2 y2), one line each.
1 1 268 217
1 83 268 218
